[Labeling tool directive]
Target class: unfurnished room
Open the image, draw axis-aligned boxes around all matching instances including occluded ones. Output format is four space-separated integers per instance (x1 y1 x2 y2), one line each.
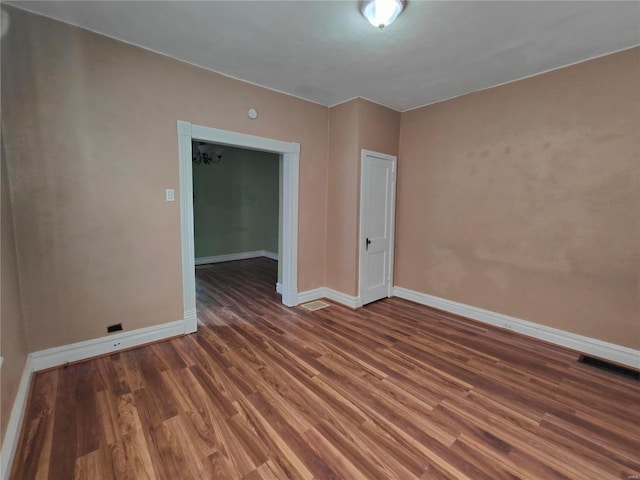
1 1 639 479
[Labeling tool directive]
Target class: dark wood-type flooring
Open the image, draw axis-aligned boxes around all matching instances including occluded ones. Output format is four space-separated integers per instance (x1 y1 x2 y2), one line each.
10 257 640 479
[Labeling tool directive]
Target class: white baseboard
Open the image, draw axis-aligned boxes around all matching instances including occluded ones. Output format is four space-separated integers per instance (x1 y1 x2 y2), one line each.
393 286 640 369
263 251 279 261
183 309 198 334
281 287 298 307
297 287 362 309
30 320 186 372
297 287 326 304
275 282 283 294
325 288 362 309
1 357 33 480
195 250 278 265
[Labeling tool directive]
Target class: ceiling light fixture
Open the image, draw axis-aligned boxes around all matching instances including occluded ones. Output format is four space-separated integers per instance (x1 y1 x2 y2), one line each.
360 0 405 30
192 142 224 165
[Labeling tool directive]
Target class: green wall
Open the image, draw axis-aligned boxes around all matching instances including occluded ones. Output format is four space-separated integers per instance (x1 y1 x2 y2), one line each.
193 144 279 259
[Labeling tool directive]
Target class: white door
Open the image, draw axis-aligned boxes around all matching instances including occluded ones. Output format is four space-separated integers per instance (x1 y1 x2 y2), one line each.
359 150 397 305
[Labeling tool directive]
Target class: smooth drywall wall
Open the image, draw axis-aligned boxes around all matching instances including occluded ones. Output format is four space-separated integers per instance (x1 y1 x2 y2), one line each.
397 48 640 349
326 98 400 296
1 136 29 445
193 145 279 258
326 100 360 295
1 7 328 352
357 99 401 159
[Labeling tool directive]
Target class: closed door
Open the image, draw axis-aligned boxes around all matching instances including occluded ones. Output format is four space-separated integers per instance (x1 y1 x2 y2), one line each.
359 150 397 305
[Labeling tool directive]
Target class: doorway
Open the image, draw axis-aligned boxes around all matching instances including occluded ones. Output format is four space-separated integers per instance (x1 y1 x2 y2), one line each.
358 149 397 305
191 143 279 266
177 121 300 334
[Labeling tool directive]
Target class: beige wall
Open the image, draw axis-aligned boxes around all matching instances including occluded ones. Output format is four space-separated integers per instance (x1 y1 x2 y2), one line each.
358 99 401 157
326 100 360 295
1 135 29 445
1 7 328 352
397 48 640 349
326 98 400 296
2 6 637 363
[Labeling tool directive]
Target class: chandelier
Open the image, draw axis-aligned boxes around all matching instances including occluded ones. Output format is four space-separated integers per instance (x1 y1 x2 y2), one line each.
192 142 224 165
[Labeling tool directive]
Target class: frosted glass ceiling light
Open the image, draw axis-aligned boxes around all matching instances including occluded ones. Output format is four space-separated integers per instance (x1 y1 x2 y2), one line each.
360 0 405 30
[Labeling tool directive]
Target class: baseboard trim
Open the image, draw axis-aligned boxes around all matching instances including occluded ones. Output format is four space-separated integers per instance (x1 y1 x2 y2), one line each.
393 286 640 369
325 288 362 309
30 320 186 372
195 250 278 265
275 282 283 294
262 251 279 261
297 287 326 304
0 357 33 480
183 309 198 334
297 287 362 309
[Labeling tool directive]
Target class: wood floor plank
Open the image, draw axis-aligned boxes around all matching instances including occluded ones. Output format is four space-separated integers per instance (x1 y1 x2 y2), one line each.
95 355 131 397
110 427 158 480
47 366 81 480
95 390 142 446
10 257 640 480
233 396 315 480
74 361 106 457
9 369 58 480
314 419 420 480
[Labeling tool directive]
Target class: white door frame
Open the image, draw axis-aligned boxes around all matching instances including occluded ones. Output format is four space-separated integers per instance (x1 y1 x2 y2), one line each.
358 149 397 304
177 120 300 333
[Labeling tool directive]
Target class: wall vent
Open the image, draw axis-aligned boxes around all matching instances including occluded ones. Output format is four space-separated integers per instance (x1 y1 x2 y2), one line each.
578 355 639 381
107 323 123 333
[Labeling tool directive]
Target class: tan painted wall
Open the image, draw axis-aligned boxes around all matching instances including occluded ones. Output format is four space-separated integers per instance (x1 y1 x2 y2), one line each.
326 100 360 295
1 7 328 352
1 135 29 445
3 7 636 361
326 98 400 296
357 99 401 158
397 48 640 349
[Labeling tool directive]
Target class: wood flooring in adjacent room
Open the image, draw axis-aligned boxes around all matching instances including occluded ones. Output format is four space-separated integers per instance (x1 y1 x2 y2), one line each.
10 257 640 479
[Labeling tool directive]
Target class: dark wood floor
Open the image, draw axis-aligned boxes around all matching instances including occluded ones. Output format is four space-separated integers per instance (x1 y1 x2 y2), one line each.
10 257 640 479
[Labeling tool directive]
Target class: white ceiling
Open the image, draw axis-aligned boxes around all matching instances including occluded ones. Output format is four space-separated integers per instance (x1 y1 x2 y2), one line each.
6 1 640 111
